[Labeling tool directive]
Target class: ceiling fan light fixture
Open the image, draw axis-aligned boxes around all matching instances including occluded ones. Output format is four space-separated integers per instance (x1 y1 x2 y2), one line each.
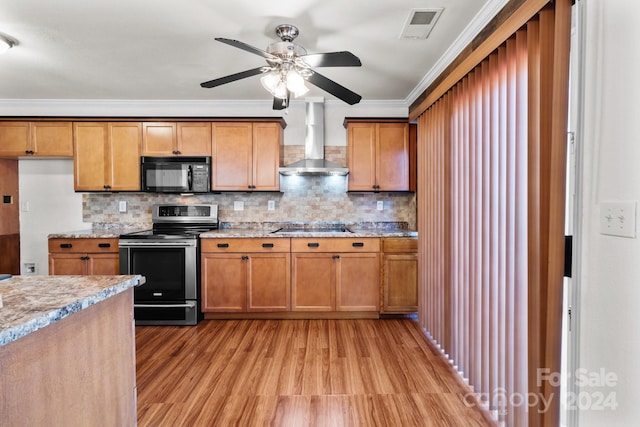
286 70 309 97
260 72 280 94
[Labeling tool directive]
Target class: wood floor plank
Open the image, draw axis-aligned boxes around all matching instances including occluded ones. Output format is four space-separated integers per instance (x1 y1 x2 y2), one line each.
136 319 495 426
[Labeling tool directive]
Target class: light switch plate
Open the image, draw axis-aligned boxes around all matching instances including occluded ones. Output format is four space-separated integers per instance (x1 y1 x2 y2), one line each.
600 201 636 238
118 200 127 213
377 201 384 211
234 201 244 211
268 200 275 211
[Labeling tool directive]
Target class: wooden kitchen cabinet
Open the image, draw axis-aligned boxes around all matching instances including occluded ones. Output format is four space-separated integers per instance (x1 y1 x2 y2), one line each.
142 122 212 156
48 238 119 275
211 121 282 191
345 119 411 192
291 238 380 312
381 237 418 313
201 238 291 312
0 121 73 158
73 122 142 191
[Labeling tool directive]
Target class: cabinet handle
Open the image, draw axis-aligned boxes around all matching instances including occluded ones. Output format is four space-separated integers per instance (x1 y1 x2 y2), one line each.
352 242 364 247
217 243 229 248
307 242 320 248
98 243 111 248
60 243 73 249
262 243 274 248
333 255 340 259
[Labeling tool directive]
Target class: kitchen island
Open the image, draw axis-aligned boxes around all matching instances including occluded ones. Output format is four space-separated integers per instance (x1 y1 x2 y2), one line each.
0 274 144 426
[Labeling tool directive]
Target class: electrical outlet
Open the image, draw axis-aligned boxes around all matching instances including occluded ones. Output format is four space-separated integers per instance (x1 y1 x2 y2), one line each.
118 200 127 213
268 200 275 211
234 201 244 211
600 201 636 238
377 201 384 211
24 263 36 275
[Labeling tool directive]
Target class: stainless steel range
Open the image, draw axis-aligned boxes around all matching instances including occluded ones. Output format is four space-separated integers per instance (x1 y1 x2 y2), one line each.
119 204 219 326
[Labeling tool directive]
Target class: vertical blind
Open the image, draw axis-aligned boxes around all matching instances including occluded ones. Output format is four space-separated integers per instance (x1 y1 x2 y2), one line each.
415 1 571 426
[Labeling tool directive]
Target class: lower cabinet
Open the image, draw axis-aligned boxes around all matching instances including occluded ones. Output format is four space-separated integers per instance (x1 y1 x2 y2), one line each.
48 238 119 275
381 237 418 313
201 238 291 312
291 238 380 312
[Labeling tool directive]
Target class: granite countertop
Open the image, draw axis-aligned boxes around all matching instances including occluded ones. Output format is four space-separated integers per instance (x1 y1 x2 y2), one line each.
0 275 144 347
48 223 418 239
199 228 417 238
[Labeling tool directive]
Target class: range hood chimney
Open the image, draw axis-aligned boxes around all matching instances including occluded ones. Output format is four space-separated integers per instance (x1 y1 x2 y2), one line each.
279 99 349 176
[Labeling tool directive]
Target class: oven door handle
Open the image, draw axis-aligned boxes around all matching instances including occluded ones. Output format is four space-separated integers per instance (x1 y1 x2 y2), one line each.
134 302 196 309
119 241 196 247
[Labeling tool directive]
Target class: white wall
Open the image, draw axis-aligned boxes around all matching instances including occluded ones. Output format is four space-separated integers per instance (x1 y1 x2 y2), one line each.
578 0 640 425
18 159 88 275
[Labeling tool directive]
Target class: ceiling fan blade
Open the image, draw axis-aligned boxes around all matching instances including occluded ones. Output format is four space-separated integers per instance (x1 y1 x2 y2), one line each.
200 67 265 88
301 51 362 67
215 37 280 61
272 91 291 110
307 71 362 105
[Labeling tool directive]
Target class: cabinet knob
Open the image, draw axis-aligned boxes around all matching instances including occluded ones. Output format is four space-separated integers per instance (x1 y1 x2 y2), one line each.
332 255 340 259
241 255 249 260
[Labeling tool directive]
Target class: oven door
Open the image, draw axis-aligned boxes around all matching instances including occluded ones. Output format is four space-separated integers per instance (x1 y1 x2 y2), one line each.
119 239 199 325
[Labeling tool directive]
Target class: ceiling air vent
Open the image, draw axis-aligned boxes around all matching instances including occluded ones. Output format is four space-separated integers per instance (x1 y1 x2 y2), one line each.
400 8 443 40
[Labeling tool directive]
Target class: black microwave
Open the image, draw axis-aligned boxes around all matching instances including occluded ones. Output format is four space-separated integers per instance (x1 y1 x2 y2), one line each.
141 156 211 193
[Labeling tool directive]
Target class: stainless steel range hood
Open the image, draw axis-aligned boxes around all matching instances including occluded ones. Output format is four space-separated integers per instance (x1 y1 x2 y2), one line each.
279 99 349 176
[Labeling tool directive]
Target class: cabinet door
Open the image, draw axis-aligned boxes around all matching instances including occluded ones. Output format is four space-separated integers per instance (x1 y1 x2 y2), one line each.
382 253 418 313
142 122 176 155
86 253 120 275
347 123 376 191
291 253 335 311
247 253 290 311
252 122 281 191
49 253 87 275
201 253 246 312
31 122 73 157
108 123 142 191
376 123 409 191
336 253 380 311
74 122 108 191
0 122 30 157
211 123 253 191
177 122 212 156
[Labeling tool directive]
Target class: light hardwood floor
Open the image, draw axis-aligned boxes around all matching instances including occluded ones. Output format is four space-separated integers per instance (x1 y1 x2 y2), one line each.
136 319 494 426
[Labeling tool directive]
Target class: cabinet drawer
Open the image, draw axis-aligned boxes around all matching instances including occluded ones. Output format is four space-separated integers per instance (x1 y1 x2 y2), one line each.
382 237 418 253
291 238 380 253
201 238 290 253
48 238 118 253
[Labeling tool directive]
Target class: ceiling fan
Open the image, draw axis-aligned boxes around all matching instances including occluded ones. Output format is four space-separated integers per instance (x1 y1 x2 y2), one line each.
200 24 362 110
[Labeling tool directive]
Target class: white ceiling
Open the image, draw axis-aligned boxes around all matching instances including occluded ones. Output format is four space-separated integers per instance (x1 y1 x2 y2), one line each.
0 0 504 106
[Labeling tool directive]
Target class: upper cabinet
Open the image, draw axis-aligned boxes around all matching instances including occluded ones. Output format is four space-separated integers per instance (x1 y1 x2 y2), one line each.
142 122 212 156
0 121 73 158
345 119 414 192
211 121 283 191
73 122 142 192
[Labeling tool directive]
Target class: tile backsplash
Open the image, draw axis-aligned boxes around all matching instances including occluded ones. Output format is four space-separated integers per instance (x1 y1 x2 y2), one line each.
83 177 416 229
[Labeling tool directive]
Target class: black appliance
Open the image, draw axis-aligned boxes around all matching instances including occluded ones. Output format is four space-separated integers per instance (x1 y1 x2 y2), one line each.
119 204 219 325
141 156 211 193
